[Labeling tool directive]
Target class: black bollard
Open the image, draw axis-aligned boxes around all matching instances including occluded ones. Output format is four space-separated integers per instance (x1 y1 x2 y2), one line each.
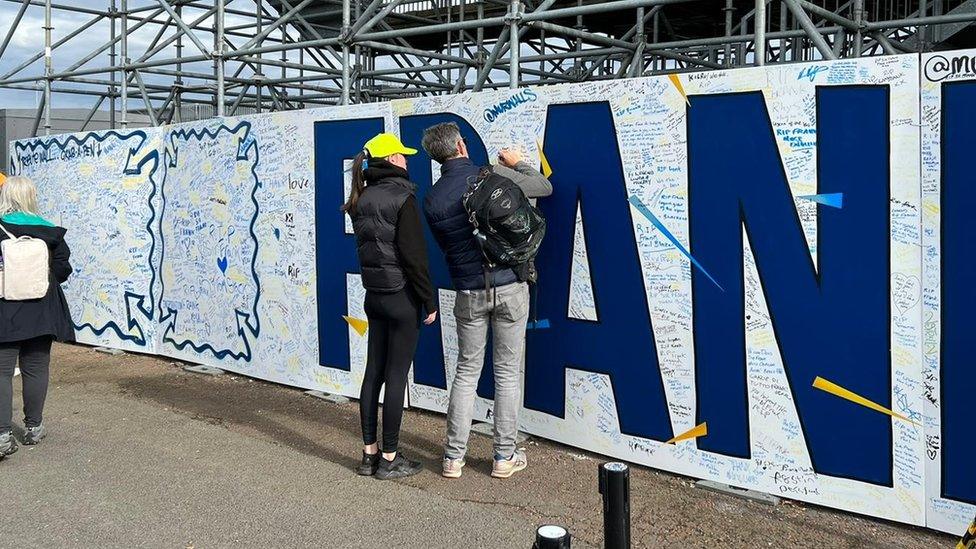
533 525 571 548
598 462 631 549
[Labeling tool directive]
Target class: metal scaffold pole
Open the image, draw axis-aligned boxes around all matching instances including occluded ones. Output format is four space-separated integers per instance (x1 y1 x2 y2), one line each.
629 6 646 77
216 0 225 116
175 1 183 122
281 25 287 111
341 0 350 105
755 0 765 66
920 0 929 51
353 0 362 103
43 0 52 135
651 8 658 71
120 0 127 129
256 0 265 112
509 0 521 89
723 0 733 66
109 0 116 128
477 0 485 71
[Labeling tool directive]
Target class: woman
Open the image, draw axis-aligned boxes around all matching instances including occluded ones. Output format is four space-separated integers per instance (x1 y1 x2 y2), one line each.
344 133 437 480
0 175 74 459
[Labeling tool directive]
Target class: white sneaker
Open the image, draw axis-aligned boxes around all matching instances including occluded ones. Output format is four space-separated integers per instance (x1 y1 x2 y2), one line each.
491 449 527 479
442 457 465 478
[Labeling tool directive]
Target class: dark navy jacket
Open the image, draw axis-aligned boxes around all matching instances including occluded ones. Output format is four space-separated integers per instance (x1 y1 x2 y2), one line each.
424 158 517 291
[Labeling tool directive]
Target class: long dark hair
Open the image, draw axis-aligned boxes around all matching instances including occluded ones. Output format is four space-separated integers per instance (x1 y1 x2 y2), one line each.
342 150 368 214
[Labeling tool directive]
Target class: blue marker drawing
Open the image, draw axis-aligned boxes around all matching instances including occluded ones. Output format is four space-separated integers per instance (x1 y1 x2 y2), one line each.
628 194 724 292
797 65 829 82
798 193 844 209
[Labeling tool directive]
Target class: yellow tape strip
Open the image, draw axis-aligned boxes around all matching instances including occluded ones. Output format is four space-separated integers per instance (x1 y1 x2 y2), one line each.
812 376 919 426
537 139 553 178
343 315 368 337
665 422 707 444
668 73 690 106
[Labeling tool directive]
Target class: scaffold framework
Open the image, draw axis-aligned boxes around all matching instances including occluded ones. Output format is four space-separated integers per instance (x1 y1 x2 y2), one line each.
1 0 974 135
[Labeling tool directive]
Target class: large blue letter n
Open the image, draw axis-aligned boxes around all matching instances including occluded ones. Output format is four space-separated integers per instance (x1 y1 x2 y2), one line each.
689 87 892 485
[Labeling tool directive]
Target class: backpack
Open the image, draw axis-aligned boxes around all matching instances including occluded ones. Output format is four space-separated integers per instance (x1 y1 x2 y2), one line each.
462 167 546 283
0 222 50 301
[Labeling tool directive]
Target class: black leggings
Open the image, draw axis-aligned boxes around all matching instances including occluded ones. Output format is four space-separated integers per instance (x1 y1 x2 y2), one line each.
360 289 421 453
0 336 53 433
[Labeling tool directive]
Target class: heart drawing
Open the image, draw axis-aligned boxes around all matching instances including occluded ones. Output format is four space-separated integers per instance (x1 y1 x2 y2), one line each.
892 273 920 315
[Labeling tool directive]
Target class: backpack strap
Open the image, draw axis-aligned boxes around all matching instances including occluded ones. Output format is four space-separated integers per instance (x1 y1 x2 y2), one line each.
0 221 15 241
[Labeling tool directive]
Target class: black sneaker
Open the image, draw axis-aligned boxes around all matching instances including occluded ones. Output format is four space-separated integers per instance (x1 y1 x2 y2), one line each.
357 452 380 476
375 453 422 480
22 424 45 446
0 431 17 458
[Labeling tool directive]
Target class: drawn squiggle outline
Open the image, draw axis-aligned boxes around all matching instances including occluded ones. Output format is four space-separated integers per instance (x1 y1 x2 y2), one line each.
158 120 262 361
12 131 158 346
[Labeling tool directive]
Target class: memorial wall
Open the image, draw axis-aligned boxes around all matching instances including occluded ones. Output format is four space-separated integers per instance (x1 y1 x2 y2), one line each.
13 50 976 534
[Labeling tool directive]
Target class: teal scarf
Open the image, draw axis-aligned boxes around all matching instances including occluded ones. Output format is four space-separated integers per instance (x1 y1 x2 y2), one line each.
0 211 55 227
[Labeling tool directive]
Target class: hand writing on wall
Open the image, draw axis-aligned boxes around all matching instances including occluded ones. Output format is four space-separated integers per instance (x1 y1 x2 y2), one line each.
498 147 523 168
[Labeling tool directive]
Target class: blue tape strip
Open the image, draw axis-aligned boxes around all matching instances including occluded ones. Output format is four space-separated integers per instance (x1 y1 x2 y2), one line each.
527 319 550 330
797 193 844 209
628 194 724 292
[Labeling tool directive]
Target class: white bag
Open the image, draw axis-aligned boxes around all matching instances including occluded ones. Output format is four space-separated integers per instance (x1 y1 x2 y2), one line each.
0 222 50 300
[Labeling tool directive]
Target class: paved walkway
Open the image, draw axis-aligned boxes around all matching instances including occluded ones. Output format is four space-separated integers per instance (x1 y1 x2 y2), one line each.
0 344 954 548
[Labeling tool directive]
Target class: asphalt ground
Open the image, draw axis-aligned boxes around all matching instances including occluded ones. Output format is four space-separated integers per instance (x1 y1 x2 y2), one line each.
0 344 956 548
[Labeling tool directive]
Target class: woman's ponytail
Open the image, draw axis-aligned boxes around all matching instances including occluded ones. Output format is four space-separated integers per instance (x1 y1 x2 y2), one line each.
342 150 368 214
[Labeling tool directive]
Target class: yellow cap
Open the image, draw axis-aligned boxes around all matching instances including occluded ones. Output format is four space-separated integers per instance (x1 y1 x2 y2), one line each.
364 133 417 158
0 172 6 186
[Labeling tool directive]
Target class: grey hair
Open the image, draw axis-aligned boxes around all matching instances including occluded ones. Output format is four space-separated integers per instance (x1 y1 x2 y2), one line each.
422 122 463 164
0 175 40 216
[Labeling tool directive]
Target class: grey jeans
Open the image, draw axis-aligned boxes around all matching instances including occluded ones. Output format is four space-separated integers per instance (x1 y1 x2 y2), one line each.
445 282 530 460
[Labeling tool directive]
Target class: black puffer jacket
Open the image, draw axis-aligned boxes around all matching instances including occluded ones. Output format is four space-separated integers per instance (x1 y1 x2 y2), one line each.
0 214 74 343
351 160 437 313
353 166 415 294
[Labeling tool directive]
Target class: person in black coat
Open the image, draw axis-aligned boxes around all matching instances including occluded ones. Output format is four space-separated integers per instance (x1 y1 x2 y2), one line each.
0 175 74 459
343 133 437 480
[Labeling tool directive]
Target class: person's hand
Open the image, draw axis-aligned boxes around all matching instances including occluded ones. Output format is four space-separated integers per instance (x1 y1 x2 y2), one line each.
424 311 437 325
498 148 523 168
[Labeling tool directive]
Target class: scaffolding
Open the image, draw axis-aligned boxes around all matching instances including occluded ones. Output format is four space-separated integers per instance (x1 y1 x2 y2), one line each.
2 0 975 135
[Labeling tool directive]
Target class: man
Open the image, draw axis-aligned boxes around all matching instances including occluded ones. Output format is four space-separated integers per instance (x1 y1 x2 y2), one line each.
421 122 552 479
